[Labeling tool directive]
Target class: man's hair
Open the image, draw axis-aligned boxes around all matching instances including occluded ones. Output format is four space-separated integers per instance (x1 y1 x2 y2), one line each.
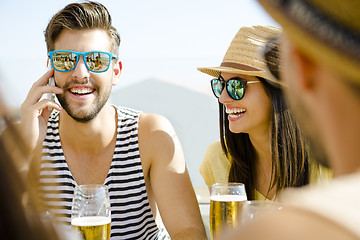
44 1 120 55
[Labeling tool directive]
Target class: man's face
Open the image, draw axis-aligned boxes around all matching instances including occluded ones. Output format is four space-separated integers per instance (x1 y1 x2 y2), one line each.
280 35 329 167
53 29 117 123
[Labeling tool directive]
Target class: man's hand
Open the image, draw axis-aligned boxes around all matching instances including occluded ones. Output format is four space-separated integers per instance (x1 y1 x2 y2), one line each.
19 68 62 152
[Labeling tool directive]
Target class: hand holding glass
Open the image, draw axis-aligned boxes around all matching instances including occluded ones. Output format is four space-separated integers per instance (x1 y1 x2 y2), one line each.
71 185 111 240
210 183 247 240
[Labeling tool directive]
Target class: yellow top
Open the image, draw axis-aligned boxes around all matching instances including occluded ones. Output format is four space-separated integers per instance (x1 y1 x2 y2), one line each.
199 140 333 201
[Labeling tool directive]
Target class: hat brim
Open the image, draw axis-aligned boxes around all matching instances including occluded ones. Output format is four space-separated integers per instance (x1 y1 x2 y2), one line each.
258 0 360 84
197 66 284 86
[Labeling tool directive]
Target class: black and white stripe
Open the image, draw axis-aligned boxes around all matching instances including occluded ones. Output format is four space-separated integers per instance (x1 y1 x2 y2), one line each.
40 106 168 240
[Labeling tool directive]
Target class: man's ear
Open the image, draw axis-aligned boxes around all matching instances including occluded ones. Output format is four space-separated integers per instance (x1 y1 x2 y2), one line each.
112 60 122 86
289 43 317 92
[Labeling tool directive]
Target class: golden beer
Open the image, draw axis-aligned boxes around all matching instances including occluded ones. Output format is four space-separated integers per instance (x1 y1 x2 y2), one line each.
210 195 247 240
72 216 111 240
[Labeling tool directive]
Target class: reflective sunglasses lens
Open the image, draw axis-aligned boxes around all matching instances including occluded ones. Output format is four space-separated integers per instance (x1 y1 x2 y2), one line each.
85 52 111 72
52 52 76 71
227 80 245 100
211 79 223 98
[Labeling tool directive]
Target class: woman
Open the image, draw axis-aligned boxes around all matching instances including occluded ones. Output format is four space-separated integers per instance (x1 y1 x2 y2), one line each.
198 25 331 200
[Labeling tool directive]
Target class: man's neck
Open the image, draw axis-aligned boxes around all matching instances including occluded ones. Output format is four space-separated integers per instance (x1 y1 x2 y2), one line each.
58 104 117 154
316 70 360 177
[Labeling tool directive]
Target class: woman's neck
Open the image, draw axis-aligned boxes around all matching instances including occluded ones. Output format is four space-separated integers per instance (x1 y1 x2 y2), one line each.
249 132 276 199
248 132 271 163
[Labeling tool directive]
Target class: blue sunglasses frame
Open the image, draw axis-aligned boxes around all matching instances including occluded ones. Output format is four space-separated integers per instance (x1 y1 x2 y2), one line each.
48 50 117 73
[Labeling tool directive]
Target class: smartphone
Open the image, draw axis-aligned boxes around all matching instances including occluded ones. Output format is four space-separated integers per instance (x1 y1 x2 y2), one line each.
46 65 56 111
46 65 56 103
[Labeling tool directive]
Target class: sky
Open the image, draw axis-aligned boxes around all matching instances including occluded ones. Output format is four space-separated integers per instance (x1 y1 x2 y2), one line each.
0 0 278 107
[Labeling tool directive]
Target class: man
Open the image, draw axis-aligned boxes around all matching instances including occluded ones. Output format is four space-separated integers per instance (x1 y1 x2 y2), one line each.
19 2 206 239
224 0 360 239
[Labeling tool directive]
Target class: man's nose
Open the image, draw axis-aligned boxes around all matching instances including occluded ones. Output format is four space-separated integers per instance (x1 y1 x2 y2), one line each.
72 56 91 79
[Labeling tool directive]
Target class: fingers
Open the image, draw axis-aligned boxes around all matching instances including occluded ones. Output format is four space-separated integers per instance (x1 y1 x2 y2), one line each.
22 86 63 110
37 99 62 113
21 69 63 119
23 70 63 106
22 99 62 119
33 67 54 87
18 69 63 154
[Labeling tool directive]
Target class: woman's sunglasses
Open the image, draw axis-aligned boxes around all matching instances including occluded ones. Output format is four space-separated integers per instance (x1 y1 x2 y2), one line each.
210 76 260 100
48 50 117 73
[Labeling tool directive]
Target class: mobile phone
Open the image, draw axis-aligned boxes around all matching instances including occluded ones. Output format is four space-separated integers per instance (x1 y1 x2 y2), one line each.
46 65 56 103
46 65 56 111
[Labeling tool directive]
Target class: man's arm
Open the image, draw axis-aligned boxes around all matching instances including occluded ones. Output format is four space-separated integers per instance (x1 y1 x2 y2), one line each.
138 113 207 240
222 207 357 240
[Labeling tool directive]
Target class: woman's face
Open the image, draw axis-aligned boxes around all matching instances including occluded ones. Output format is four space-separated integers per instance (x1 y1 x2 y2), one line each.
219 73 273 135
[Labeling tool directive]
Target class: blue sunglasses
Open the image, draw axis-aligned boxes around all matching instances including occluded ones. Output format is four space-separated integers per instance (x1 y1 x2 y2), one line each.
48 50 117 73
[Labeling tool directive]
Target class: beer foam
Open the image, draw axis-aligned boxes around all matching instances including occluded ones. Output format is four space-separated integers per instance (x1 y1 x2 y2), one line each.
210 195 247 202
71 216 111 227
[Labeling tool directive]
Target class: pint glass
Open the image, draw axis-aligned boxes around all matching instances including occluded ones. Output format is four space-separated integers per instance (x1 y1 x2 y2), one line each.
71 185 111 240
210 183 247 240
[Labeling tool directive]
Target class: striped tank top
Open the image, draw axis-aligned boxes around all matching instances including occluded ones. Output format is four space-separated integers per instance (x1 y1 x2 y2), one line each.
39 106 169 240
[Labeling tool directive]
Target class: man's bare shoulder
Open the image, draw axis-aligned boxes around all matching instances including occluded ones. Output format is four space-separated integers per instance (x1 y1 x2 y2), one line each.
138 113 177 143
223 207 358 240
137 112 181 165
138 112 176 132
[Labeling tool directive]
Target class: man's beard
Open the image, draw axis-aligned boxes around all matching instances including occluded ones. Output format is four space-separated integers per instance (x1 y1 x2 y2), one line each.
56 85 111 123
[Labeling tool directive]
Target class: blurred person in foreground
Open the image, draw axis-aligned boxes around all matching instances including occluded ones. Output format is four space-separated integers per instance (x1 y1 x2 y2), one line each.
198 25 331 201
0 94 76 240
15 1 206 239
224 0 360 239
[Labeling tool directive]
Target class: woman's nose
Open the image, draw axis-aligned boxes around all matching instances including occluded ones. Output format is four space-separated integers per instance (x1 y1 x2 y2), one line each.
219 87 233 104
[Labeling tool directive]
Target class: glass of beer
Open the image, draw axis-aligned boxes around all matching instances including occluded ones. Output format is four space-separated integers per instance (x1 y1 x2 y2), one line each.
71 184 111 240
209 183 247 240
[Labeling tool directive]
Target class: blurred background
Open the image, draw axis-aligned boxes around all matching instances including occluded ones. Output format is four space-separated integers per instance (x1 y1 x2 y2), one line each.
0 0 278 187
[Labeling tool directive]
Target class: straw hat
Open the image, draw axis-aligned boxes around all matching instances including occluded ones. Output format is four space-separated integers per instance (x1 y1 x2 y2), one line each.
257 0 360 83
198 25 282 85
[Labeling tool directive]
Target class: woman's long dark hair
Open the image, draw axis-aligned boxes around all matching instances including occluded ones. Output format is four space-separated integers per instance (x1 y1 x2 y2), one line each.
220 77 309 199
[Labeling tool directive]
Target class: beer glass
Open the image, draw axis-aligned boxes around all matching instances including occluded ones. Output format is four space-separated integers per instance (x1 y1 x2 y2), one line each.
210 183 247 240
71 185 111 240
241 200 283 224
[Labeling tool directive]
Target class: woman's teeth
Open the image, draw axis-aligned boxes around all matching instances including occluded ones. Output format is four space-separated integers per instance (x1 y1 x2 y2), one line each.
226 108 246 118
